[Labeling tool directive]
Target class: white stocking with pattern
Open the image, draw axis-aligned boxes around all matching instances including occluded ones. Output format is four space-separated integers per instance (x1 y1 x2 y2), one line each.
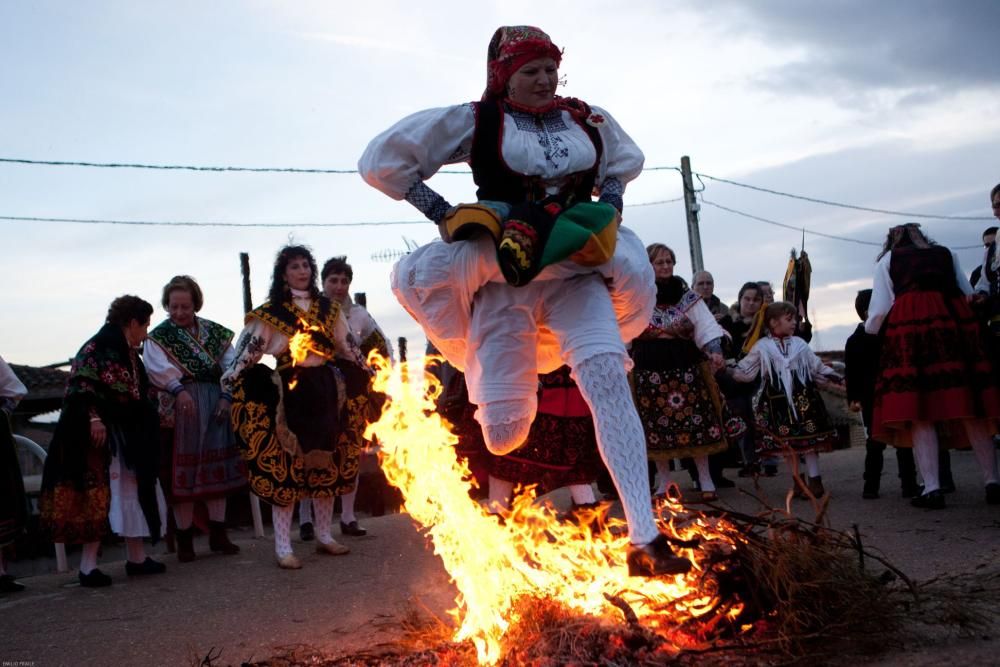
572 352 660 546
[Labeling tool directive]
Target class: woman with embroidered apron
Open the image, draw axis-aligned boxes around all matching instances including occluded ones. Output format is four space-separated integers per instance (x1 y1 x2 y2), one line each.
145 275 247 562
360 26 689 576
223 245 370 569
632 271 744 502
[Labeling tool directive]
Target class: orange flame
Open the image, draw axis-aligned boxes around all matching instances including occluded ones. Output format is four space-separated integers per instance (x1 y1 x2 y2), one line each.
365 354 744 665
286 318 323 391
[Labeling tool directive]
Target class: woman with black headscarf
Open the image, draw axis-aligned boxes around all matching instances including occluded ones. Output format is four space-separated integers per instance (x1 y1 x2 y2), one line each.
40 295 166 587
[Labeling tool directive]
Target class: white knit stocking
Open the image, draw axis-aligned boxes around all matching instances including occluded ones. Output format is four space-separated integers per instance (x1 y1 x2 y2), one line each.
654 459 672 495
487 475 514 513
340 486 358 524
206 498 227 523
912 420 940 494
173 502 194 530
803 451 821 478
479 398 534 455
298 498 313 525
125 537 145 563
572 353 660 546
568 483 596 505
963 418 1000 485
312 497 335 544
272 504 294 558
694 456 715 493
80 541 100 574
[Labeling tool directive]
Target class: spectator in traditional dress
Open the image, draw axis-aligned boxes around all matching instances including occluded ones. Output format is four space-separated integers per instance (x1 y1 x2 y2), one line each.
866 224 1000 509
223 245 371 568
40 296 167 587
486 366 603 519
631 267 743 502
144 276 246 563
730 301 842 498
298 257 393 540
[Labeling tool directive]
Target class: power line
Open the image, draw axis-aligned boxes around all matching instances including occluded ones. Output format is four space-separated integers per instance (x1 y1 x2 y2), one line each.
0 157 681 176
701 198 880 246
700 198 983 250
697 172 993 222
0 196 681 229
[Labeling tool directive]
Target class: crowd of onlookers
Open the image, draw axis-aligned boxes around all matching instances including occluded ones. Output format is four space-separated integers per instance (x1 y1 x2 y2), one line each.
2 182 999 593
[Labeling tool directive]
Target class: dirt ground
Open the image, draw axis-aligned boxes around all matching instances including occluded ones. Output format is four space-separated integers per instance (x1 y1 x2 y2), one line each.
3 444 998 666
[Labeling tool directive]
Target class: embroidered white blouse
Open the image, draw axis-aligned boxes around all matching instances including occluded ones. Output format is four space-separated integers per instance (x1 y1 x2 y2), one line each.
344 301 394 362
143 319 236 395
358 103 644 202
221 296 359 391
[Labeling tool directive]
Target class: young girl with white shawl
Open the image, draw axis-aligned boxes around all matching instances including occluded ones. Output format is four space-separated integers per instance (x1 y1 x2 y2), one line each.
730 302 842 497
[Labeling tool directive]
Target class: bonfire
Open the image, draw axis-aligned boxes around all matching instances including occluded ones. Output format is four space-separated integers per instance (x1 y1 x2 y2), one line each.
233 354 996 667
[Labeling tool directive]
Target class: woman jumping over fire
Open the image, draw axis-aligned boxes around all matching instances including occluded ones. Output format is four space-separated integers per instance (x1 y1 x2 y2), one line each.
360 26 690 576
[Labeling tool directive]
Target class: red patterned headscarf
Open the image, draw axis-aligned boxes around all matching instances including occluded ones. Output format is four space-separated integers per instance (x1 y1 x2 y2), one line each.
483 26 563 101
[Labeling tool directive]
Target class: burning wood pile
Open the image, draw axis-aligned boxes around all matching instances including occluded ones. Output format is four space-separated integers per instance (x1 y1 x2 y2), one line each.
232 355 995 667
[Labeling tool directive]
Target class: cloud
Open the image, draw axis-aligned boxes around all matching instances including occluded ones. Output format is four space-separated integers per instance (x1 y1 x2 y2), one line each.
706 1 1000 103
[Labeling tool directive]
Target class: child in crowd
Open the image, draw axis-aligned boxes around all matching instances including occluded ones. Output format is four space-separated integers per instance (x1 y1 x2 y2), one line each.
730 302 842 497
846 289 921 498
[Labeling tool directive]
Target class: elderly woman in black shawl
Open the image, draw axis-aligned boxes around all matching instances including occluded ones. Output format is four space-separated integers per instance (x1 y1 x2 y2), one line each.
40 296 166 587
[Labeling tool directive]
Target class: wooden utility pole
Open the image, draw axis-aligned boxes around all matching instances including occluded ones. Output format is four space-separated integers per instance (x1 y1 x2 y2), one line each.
238 252 265 539
680 156 704 273
239 253 253 314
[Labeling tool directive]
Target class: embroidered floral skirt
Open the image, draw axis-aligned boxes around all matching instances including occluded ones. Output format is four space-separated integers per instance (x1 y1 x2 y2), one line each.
230 363 367 507
632 340 744 460
872 290 1000 447
754 378 837 455
489 367 601 492
39 438 112 545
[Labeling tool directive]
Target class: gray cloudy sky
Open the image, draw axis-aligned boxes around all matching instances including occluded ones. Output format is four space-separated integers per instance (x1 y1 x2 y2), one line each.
1 0 998 364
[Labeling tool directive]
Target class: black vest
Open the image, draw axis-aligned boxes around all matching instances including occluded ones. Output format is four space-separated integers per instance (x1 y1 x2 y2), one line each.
470 100 603 205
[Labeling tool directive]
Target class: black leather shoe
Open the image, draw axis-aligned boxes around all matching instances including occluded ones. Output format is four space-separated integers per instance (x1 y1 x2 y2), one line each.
714 476 736 488
299 521 315 541
78 569 112 587
340 520 367 537
626 534 693 577
862 487 880 499
900 482 920 499
911 490 945 510
0 574 25 593
125 557 167 576
763 464 779 477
